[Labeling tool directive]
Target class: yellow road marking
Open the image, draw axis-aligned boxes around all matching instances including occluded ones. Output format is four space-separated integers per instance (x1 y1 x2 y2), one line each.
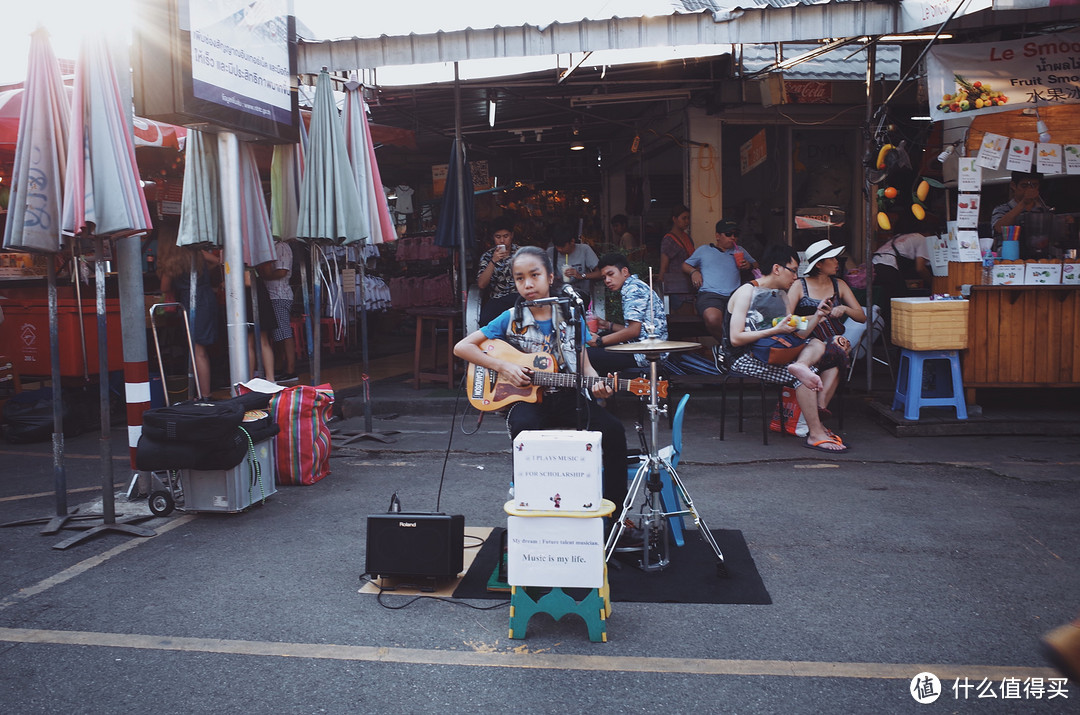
0 483 128 503
0 626 1059 681
0 515 196 611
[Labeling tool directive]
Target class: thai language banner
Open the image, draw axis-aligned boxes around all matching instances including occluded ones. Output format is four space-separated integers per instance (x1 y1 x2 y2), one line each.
188 0 292 125
926 30 1080 121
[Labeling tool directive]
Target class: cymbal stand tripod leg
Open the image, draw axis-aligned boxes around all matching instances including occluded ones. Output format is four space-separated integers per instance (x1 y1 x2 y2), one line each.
664 461 727 576
604 457 671 570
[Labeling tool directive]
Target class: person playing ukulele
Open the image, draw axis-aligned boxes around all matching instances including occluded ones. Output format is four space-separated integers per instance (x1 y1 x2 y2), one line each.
454 246 630 527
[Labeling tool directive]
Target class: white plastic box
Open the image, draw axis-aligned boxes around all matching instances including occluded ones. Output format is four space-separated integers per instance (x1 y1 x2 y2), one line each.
181 437 277 513
512 430 602 512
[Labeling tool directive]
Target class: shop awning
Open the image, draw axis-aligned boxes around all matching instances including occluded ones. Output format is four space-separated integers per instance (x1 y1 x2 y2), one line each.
297 3 896 74
0 86 186 152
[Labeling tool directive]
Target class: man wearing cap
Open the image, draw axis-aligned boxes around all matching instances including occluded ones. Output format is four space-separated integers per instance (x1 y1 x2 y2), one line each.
682 218 758 348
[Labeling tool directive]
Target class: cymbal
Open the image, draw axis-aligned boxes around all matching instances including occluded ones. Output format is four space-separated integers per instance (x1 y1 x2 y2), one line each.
605 338 701 354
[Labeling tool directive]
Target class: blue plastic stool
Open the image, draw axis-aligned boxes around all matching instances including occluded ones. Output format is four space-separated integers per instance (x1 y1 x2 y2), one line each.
892 349 968 421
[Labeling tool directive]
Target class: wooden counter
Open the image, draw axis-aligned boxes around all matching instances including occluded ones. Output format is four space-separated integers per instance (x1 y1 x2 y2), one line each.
932 262 1080 398
965 285 1080 392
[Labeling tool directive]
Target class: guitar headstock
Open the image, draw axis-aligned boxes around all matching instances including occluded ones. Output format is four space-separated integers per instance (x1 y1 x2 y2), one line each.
626 378 668 399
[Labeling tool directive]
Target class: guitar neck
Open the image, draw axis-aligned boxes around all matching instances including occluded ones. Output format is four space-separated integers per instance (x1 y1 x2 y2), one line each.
532 372 629 392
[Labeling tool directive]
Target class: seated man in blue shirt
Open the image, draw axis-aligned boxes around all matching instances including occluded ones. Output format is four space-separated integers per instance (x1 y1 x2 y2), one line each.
587 253 668 375
682 218 758 344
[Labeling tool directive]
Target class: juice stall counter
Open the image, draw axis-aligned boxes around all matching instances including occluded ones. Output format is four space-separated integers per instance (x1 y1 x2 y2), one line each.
932 261 1080 399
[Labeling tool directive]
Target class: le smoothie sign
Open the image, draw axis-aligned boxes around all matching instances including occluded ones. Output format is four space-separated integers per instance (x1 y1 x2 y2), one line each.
926 30 1080 121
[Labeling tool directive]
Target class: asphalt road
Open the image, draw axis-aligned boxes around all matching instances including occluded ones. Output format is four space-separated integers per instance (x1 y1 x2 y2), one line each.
1 385 1078 713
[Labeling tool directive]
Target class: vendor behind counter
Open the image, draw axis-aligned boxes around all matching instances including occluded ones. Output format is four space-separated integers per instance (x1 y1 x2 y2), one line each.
989 170 1078 258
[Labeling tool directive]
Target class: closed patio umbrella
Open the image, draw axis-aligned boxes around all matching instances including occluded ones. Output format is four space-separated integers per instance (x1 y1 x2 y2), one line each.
271 121 313 363
178 130 278 379
296 69 366 387
434 137 475 318
0 28 95 535
57 33 155 549
342 77 396 433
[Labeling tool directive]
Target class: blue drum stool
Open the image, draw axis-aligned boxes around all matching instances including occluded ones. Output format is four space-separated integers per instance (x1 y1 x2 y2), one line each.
892 349 968 421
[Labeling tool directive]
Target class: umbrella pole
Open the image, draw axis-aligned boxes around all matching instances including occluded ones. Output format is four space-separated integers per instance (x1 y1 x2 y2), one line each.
312 242 322 386
358 245 372 432
454 65 469 324
863 43 877 392
0 257 101 533
47 258 68 519
189 255 199 399
300 253 314 364
51 237 156 550
95 237 115 524
72 242 89 380
250 270 265 378
47 259 69 519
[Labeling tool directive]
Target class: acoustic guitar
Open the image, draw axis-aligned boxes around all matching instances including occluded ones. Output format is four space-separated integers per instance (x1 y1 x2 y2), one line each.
466 339 666 411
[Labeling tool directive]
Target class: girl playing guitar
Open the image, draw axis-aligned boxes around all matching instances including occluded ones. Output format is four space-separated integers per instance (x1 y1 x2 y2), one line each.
454 246 629 515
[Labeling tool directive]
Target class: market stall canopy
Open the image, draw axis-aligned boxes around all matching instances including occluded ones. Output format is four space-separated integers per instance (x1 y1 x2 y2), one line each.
1 85 186 156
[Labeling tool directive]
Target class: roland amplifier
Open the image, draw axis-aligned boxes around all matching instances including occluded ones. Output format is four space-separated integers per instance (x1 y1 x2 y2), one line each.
365 512 465 579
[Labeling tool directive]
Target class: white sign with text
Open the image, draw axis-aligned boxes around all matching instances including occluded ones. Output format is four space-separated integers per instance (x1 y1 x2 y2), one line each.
507 516 605 588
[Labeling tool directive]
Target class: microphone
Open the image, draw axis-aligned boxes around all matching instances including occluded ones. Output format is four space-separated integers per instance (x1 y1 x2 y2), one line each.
522 296 564 307
562 284 584 304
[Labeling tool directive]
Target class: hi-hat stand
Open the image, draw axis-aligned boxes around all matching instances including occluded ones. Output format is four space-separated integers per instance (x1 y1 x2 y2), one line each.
603 339 727 575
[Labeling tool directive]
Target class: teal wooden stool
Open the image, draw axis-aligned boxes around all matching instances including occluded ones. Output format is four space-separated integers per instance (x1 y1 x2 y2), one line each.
504 500 615 642
509 566 612 643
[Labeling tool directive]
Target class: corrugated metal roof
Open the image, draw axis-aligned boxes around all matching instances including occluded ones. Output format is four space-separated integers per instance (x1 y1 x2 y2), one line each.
740 42 901 80
298 3 896 74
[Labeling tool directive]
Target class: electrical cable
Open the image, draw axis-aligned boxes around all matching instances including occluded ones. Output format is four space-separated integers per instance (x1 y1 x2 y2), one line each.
358 560 511 612
434 372 468 512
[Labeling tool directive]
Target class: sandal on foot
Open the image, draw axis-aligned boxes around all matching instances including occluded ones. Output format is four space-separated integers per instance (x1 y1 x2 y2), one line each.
804 437 849 453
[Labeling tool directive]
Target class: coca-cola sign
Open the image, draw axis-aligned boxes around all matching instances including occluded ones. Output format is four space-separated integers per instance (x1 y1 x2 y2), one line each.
785 81 832 104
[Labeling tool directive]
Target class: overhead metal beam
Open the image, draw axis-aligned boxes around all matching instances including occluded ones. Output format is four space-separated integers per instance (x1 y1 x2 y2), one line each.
298 5 897 74
558 52 593 85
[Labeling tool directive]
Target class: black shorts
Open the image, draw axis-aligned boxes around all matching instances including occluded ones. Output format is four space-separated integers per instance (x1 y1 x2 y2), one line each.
695 291 730 316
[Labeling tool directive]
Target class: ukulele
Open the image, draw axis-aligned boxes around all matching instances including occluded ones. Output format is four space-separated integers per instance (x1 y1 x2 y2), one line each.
466 339 666 411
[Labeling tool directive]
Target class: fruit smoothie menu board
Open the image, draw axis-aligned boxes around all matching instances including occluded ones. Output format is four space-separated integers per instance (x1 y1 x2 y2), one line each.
926 30 1080 123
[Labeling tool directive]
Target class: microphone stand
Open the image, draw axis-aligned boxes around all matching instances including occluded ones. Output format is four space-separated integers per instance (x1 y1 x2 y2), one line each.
568 291 587 431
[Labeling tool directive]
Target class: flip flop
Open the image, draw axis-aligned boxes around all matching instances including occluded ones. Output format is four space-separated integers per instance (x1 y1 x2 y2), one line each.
804 437 849 453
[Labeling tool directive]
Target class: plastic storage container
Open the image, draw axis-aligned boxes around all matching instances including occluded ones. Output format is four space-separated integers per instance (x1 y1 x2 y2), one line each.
891 297 970 351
